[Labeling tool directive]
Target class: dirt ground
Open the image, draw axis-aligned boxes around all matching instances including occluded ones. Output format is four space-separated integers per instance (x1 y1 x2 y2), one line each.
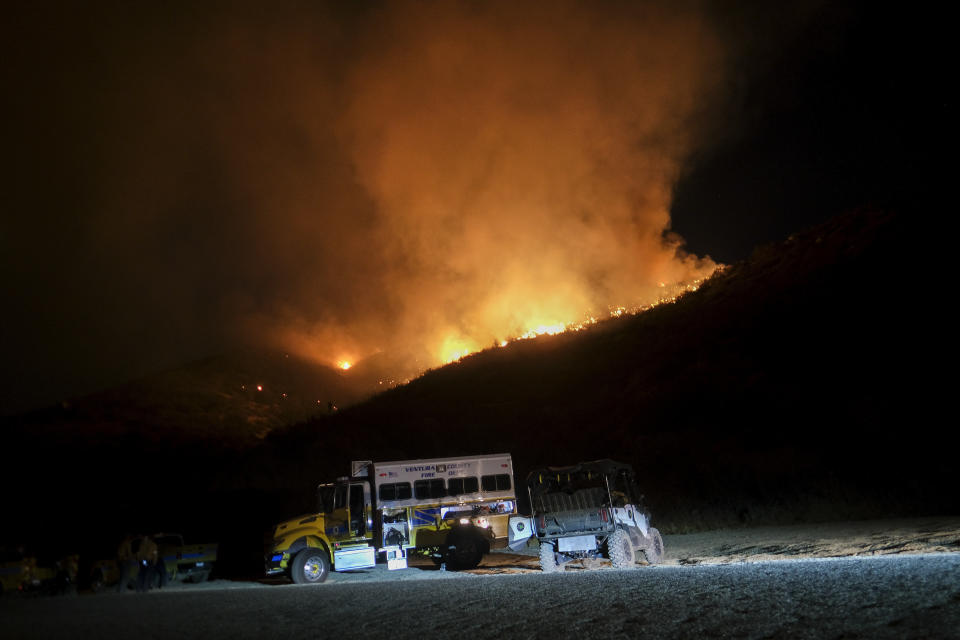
471 516 960 575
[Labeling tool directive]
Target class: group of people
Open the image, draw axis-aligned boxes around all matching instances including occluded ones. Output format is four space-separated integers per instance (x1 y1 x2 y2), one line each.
115 534 167 593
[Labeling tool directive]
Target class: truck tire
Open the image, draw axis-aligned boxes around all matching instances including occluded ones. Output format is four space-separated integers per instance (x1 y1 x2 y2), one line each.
607 528 635 569
539 540 560 573
643 527 664 565
445 531 483 570
290 547 330 584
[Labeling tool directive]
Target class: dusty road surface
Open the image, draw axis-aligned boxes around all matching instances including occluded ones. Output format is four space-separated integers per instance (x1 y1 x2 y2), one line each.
3 518 959 639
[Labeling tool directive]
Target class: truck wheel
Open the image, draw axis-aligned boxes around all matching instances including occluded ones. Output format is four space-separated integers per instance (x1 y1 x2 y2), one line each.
643 528 664 565
290 548 330 584
446 531 483 570
539 541 560 573
607 529 635 569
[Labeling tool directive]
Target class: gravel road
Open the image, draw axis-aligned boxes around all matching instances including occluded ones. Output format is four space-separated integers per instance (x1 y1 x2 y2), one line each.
3 553 958 639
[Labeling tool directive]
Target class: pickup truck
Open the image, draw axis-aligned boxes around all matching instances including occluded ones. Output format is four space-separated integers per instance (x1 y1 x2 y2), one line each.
90 533 217 591
154 533 217 584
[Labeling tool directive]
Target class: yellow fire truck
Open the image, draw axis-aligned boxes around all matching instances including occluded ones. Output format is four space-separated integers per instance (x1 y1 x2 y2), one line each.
266 453 525 583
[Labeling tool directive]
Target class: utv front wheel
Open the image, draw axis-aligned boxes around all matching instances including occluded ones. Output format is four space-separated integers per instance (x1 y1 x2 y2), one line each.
291 548 330 584
539 541 560 573
643 527 664 565
607 529 635 568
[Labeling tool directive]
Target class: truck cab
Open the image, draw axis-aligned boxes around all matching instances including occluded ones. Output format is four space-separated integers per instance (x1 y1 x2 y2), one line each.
266 477 377 584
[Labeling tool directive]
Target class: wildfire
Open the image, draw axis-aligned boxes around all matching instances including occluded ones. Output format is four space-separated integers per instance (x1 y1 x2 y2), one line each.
326 273 720 372
518 323 566 340
438 276 712 363
440 336 474 364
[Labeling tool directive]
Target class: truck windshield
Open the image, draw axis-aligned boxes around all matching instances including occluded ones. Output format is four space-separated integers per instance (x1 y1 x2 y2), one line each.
318 485 336 514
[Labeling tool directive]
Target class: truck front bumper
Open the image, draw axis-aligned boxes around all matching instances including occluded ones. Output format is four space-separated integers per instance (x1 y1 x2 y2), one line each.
264 552 288 576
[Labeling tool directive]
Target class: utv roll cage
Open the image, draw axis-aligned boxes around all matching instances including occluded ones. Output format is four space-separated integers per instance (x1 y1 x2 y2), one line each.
526 459 645 512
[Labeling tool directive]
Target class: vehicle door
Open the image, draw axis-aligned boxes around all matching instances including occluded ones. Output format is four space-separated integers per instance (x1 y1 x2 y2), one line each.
324 482 352 543
348 482 372 541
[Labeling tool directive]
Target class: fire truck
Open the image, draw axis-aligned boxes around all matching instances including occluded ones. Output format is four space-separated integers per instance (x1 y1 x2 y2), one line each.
265 453 522 583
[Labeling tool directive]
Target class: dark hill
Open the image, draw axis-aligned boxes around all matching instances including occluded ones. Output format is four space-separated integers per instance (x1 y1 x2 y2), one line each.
4 349 392 448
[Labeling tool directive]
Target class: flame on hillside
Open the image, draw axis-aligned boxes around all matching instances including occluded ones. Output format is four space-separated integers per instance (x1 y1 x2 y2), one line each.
313 273 720 373
436 275 715 364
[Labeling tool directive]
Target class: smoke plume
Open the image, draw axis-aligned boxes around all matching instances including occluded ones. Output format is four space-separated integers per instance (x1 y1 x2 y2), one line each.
333 2 723 364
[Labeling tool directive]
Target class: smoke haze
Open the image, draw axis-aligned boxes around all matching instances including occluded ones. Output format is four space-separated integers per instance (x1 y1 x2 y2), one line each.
3 1 730 412
338 2 723 363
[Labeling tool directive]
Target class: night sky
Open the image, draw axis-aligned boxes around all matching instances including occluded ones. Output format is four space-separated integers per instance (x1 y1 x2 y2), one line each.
1 0 946 416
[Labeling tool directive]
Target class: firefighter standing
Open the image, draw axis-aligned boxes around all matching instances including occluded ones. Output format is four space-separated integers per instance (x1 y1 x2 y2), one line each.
135 534 159 592
115 535 136 592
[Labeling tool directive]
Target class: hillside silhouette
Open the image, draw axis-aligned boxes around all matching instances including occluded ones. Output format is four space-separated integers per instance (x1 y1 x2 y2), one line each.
4 350 390 447
3 206 948 577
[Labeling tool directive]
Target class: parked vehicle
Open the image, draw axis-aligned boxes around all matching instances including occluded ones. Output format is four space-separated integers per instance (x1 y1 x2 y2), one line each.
266 453 524 583
154 533 217 584
509 459 664 571
89 533 217 591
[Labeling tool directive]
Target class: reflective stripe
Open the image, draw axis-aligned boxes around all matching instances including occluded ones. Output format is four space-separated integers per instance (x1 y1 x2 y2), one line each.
412 508 440 526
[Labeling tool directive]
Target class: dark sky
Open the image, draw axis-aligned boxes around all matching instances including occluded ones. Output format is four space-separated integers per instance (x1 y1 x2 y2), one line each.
0 0 945 416
672 1 948 261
